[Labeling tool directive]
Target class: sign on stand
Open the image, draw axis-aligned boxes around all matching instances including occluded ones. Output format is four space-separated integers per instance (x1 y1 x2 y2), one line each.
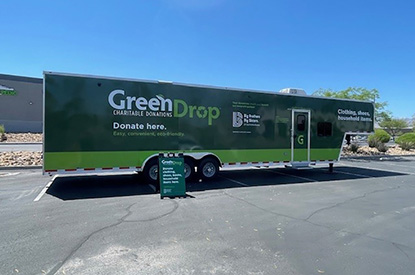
159 153 186 199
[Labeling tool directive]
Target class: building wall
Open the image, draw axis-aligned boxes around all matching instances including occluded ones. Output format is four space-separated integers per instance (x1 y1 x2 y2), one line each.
0 74 43 133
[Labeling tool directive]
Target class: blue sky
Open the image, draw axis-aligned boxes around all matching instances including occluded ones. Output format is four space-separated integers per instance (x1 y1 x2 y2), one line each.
1 0 414 118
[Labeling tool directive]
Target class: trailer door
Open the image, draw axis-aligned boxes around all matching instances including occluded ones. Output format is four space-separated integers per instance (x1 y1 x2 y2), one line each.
291 110 310 162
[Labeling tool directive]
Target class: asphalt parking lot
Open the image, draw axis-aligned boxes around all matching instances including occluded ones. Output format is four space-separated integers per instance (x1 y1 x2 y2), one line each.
1 156 415 275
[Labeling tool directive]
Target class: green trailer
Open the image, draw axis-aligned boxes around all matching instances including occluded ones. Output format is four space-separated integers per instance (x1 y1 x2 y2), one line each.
43 72 374 182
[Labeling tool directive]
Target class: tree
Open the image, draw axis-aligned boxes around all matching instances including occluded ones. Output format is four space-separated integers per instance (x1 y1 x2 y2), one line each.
313 87 391 123
379 118 408 141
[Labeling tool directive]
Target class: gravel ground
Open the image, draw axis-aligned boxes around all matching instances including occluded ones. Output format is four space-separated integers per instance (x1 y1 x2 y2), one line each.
1 133 42 143
0 151 43 166
0 134 414 167
0 133 43 167
342 144 415 156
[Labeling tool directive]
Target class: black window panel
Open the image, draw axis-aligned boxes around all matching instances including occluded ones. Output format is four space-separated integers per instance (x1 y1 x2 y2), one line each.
297 115 306 131
318 122 332 137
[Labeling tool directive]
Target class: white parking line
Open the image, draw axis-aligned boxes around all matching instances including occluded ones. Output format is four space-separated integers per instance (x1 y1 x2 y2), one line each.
220 176 249 187
0 172 20 177
376 161 415 170
341 163 415 176
335 170 372 178
264 169 318 182
34 175 57 202
148 184 156 192
14 189 37 201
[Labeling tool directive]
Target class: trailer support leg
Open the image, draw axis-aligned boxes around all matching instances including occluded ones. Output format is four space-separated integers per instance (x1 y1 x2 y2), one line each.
329 163 334 173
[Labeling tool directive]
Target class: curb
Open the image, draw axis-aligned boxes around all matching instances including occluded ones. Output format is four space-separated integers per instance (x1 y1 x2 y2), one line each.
0 166 42 170
0 142 42 145
341 154 415 161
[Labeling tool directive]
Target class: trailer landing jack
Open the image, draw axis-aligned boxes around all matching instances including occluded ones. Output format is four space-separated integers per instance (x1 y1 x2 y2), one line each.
329 163 334 173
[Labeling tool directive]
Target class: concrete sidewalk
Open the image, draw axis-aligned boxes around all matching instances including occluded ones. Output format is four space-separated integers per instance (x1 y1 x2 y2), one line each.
0 143 42 152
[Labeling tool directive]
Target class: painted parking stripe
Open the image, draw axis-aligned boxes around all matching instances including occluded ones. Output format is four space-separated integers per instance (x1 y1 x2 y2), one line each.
335 169 372 178
340 163 415 176
148 184 156 192
0 172 20 177
220 176 249 187
263 169 318 182
374 161 415 170
12 189 38 201
34 175 57 202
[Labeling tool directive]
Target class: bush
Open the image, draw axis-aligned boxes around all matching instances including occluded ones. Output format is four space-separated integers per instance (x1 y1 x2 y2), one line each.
374 129 391 143
368 129 390 147
349 143 360 153
0 125 5 142
396 133 415 150
376 142 388 153
399 142 414 151
368 136 377 148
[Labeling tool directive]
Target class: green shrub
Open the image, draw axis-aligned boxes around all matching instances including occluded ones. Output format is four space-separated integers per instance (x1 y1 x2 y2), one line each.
374 129 391 143
0 124 5 142
349 143 360 153
368 135 377 148
396 133 415 150
368 129 390 147
376 142 388 153
399 142 414 151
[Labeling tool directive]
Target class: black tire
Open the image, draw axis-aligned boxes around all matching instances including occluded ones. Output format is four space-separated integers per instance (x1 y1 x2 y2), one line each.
198 157 219 181
184 158 195 182
143 158 159 190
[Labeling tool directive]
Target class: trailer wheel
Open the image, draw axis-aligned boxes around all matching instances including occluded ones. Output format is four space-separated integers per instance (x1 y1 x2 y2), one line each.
184 158 195 181
143 158 159 187
198 157 219 181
